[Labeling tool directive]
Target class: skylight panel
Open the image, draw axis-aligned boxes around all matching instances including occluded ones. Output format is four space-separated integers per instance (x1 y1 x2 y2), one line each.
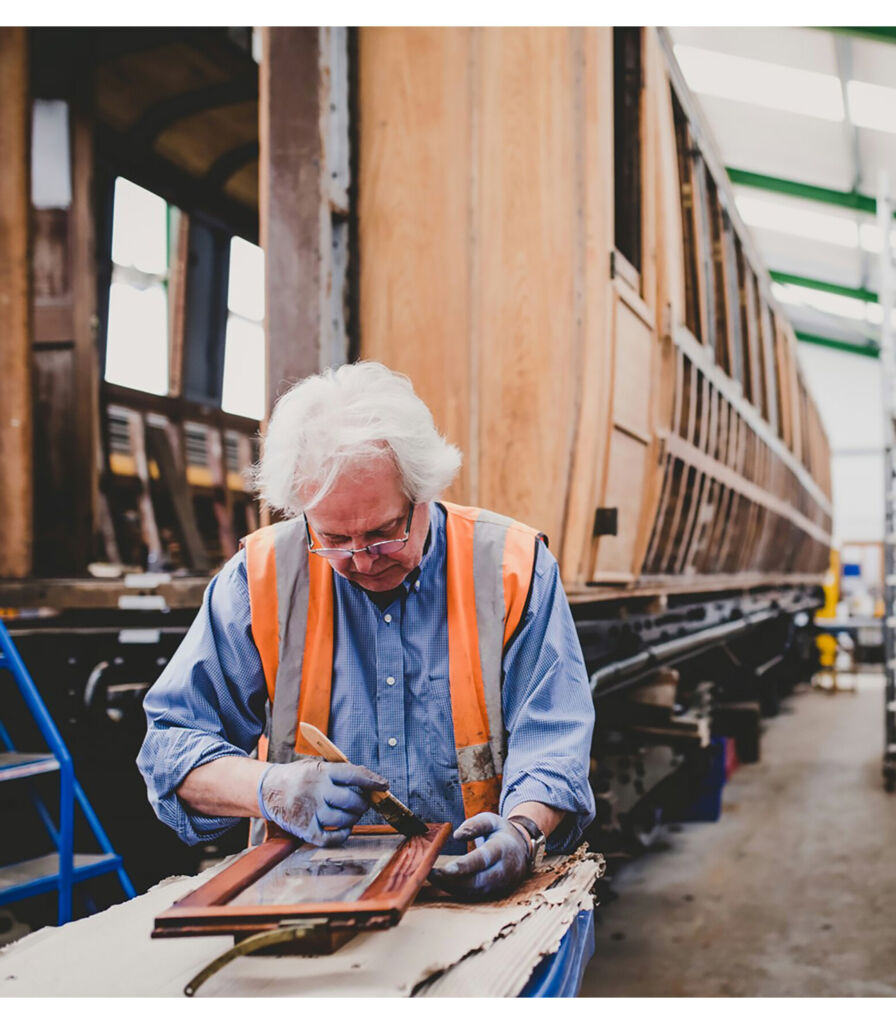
847 79 896 135
858 222 896 254
673 44 845 122
784 284 868 321
735 193 859 248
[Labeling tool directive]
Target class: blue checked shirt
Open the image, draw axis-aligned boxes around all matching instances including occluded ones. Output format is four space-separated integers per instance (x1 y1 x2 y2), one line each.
137 503 595 853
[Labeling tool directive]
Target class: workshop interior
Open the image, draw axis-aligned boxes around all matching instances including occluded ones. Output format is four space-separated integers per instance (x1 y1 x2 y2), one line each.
1 24 895 999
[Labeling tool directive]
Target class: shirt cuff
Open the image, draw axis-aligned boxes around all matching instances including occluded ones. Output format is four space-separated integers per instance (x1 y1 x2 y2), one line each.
138 727 255 846
500 762 596 853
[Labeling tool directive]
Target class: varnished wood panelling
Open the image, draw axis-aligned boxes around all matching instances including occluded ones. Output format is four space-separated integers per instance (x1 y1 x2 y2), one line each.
358 27 473 500
561 28 614 582
477 27 580 551
0 28 32 577
594 432 649 577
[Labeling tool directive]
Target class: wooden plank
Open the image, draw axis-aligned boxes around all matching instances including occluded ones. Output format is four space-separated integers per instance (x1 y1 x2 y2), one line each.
125 410 164 568
205 424 238 557
661 432 831 547
261 28 327 411
167 210 189 398
358 28 474 502
560 35 618 582
145 420 210 571
0 29 33 578
476 28 581 551
690 153 715 355
0 576 208 610
71 83 100 571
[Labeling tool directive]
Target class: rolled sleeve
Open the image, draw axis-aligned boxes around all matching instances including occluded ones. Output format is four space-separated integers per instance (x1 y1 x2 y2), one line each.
136 550 267 845
499 542 596 852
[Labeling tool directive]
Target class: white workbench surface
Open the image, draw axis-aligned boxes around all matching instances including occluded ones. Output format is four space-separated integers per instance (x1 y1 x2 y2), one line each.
0 849 601 997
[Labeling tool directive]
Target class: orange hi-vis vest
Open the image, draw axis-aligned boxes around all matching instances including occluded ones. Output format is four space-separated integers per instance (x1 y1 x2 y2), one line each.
243 501 543 821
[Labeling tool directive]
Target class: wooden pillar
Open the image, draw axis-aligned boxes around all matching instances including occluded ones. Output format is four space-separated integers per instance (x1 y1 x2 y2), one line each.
70 78 99 569
0 29 33 578
260 27 329 411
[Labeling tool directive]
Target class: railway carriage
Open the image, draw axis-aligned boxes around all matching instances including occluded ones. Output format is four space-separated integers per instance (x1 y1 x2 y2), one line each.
0 26 831 887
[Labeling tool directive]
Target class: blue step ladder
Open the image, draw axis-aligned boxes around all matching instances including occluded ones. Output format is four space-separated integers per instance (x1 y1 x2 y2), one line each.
0 619 135 925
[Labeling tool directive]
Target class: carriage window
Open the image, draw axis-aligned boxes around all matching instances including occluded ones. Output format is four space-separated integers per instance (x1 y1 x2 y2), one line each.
672 91 701 341
104 177 170 395
613 27 643 279
221 236 266 420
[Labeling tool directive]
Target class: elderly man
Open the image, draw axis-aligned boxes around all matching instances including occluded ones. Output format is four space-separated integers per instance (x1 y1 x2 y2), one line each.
138 361 594 899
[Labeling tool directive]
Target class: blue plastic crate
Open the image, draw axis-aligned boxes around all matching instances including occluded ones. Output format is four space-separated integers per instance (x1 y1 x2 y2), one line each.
674 737 727 823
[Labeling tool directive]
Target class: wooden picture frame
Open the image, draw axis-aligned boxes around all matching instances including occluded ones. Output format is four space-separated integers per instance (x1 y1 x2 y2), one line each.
153 823 452 951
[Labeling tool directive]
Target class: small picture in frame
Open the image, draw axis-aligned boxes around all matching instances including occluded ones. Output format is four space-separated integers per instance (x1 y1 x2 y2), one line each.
152 823 452 951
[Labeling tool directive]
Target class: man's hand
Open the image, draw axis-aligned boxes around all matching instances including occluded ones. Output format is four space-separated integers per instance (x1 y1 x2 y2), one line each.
427 812 531 900
258 759 388 846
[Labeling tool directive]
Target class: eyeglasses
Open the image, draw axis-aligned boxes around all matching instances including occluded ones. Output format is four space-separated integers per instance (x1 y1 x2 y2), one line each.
304 505 415 561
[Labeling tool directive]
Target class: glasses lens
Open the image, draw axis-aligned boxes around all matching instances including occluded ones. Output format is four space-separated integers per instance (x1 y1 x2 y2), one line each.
371 540 405 555
315 548 354 560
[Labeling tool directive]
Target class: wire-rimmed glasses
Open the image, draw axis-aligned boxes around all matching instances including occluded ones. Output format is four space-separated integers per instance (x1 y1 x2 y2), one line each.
304 505 415 561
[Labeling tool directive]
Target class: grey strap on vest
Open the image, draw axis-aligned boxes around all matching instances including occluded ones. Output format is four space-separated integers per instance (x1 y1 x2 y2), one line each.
268 517 314 764
471 509 517 777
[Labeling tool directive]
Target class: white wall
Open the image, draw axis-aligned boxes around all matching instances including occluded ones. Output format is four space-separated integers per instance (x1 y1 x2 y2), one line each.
797 341 884 544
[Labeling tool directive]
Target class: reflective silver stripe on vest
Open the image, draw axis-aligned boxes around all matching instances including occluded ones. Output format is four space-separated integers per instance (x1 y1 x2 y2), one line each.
269 518 313 764
471 509 514 777
456 741 498 783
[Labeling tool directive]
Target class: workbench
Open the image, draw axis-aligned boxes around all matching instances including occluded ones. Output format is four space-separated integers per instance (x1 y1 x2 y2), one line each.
0 847 602 997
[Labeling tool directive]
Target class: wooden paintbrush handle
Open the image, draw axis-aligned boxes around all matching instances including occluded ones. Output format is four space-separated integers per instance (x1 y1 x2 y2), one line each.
299 721 392 809
299 721 349 763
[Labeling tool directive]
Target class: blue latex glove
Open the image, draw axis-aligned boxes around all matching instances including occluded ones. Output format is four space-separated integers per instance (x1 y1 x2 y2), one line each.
258 759 388 847
428 811 531 901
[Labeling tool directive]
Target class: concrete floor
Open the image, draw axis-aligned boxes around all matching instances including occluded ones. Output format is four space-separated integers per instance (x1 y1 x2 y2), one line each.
580 673 896 997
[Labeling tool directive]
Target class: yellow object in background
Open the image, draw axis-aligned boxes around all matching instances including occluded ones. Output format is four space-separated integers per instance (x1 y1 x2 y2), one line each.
819 549 840 619
816 632 837 668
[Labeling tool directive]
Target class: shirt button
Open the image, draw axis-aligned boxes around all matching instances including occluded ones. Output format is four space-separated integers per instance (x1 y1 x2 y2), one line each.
388 737 398 748
386 676 396 686
414 581 420 591
384 613 392 623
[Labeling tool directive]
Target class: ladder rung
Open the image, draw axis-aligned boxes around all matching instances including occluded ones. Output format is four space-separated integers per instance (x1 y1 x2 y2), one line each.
0 853 122 901
0 752 60 782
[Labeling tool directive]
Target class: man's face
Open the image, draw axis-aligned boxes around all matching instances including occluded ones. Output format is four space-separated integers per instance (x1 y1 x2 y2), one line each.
302 458 429 592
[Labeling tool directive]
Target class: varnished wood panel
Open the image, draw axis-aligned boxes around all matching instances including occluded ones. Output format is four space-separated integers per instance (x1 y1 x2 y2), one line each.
358 28 473 500
561 27 615 583
0 28 32 578
355 26 831 590
594 432 649 577
477 28 581 551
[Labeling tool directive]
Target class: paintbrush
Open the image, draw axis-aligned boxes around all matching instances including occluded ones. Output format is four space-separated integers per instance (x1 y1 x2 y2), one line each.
299 721 429 838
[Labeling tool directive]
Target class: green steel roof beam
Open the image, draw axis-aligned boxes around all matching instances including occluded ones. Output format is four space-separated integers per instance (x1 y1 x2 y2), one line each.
795 330 879 358
817 27 896 47
726 167 879 215
770 270 878 305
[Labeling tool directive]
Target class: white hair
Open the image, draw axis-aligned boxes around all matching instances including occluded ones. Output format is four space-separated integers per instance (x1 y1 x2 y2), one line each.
254 361 462 516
